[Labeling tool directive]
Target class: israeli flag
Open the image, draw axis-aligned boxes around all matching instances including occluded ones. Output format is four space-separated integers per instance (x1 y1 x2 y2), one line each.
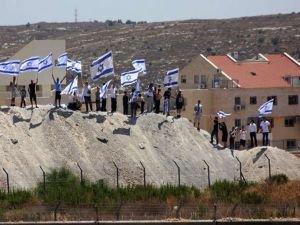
20 56 40 73
0 60 20 76
91 51 114 81
67 59 75 70
120 68 141 87
132 59 146 74
72 61 82 74
258 99 274 117
163 68 179 87
100 79 112 99
38 53 53 72
135 79 140 97
56 53 68 68
217 111 231 118
61 76 78 95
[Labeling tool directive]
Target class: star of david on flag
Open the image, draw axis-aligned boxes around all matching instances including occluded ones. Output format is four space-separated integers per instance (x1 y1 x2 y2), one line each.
38 53 53 72
20 56 40 73
0 60 21 76
120 68 142 87
163 68 179 88
56 53 68 68
90 51 114 81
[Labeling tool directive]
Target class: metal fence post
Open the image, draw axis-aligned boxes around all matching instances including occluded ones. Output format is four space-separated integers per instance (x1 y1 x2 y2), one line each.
203 160 211 188
76 162 84 186
265 154 271 179
173 160 180 186
54 201 61 221
2 168 9 193
113 161 119 188
140 161 146 187
235 157 246 183
39 166 46 192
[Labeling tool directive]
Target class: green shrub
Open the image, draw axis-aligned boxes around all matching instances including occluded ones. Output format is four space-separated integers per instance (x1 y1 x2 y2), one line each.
266 174 288 185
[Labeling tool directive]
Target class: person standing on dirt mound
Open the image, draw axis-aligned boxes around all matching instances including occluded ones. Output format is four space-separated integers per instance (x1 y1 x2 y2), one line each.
163 88 172 116
219 121 228 149
210 116 219 145
175 91 185 118
28 77 38 108
52 74 66 108
194 100 202 131
123 91 129 115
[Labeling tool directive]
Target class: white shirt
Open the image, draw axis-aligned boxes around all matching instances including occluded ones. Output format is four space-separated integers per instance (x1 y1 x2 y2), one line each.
248 123 257 133
260 120 270 133
110 87 117 98
146 87 154 97
82 85 91 97
240 130 247 140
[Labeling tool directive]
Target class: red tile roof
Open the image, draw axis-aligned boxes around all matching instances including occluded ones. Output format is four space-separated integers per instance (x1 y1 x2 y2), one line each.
207 53 300 88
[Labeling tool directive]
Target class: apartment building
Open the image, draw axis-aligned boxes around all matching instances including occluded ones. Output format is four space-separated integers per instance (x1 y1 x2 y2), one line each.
180 53 300 151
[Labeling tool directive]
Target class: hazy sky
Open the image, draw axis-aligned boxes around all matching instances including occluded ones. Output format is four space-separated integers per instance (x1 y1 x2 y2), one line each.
1 0 300 25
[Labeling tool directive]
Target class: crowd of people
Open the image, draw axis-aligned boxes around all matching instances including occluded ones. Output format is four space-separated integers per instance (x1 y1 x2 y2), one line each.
209 116 272 150
8 76 185 119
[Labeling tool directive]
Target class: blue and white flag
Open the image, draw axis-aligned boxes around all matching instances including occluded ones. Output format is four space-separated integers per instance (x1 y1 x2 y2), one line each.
217 111 231 118
72 61 82 74
100 79 112 99
61 76 78 95
20 56 40 73
135 79 140 97
258 99 274 117
67 59 76 71
38 53 53 72
132 59 146 74
91 51 114 81
0 60 20 76
120 68 142 87
56 53 68 68
163 68 179 87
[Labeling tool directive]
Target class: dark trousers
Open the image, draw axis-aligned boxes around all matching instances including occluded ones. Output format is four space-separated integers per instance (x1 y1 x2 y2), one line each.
141 101 145 114
131 102 137 118
96 99 101 111
155 100 160 113
111 98 117 113
229 137 235 150
211 129 218 144
101 98 107 111
20 97 26 108
250 132 257 147
84 96 93 112
262 132 269 146
123 103 128 115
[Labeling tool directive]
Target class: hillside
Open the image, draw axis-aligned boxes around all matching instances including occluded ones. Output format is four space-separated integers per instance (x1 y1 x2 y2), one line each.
0 106 299 189
0 13 300 85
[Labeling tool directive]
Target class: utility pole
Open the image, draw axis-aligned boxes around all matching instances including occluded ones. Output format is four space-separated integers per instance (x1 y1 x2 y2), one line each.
75 8 78 23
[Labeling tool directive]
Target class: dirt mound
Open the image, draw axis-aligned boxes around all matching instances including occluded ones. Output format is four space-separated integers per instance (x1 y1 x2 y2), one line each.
0 106 299 189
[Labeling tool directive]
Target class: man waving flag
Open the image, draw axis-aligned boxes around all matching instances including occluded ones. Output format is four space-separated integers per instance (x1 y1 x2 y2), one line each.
90 51 114 81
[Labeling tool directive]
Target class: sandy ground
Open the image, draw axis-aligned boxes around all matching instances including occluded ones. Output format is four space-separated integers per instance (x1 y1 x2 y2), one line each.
0 105 299 189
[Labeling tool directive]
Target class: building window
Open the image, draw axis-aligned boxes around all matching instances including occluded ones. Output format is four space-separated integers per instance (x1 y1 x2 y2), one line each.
267 96 277 105
286 139 296 150
181 75 187 84
284 117 296 127
288 95 298 105
250 96 257 105
235 97 241 105
235 119 241 128
194 75 199 84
